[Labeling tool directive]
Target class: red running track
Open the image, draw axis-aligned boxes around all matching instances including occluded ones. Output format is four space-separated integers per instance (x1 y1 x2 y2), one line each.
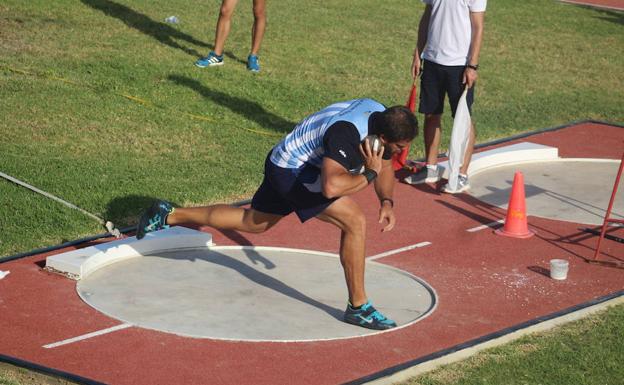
560 0 624 11
0 122 623 385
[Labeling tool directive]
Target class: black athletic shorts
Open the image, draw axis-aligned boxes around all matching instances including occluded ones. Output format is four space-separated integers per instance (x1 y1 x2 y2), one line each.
251 152 337 223
419 60 474 117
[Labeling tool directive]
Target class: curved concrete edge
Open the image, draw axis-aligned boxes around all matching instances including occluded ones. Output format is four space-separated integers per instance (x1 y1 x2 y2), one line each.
358 294 624 385
437 141 559 180
45 226 213 280
470 157 622 178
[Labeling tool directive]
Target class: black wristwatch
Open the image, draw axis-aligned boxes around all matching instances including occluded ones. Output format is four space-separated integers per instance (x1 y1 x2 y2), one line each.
467 64 479 71
362 168 378 184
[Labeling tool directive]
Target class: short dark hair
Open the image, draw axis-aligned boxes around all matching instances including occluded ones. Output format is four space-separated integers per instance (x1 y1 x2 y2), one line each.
373 106 418 142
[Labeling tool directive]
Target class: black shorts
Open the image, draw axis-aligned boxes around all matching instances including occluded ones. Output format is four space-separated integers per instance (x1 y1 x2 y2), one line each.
251 152 337 223
419 60 475 117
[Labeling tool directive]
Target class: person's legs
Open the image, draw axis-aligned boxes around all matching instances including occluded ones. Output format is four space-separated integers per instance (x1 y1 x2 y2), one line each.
420 60 446 166
404 61 445 185
136 199 283 240
245 0 265 72
167 205 282 234
402 113 442 185
138 152 290 239
316 197 397 330
424 113 442 166
404 113 442 185
195 0 238 67
250 0 266 55
316 197 367 306
213 0 239 56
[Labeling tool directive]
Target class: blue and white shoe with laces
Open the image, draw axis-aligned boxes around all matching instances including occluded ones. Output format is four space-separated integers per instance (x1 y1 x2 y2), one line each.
343 300 397 330
136 200 174 240
195 51 224 68
247 54 260 72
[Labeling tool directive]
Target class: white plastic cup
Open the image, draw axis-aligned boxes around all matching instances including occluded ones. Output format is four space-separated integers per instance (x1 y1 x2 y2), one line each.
550 259 569 280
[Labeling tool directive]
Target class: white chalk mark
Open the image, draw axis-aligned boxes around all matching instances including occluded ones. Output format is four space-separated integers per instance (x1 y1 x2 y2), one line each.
43 323 132 349
368 242 431 261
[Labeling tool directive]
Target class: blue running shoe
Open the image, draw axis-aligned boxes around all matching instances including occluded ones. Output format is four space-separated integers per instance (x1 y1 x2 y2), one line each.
343 300 397 330
195 51 224 68
247 54 260 72
136 200 174 240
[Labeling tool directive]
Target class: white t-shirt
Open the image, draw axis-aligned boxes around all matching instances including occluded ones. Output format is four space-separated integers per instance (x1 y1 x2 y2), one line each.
421 0 487 66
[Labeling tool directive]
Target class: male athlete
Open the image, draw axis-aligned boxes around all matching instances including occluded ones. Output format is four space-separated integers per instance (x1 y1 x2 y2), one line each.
137 98 418 330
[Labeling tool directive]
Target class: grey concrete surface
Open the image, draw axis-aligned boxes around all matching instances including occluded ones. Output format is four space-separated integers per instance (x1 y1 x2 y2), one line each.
469 159 623 225
77 247 436 341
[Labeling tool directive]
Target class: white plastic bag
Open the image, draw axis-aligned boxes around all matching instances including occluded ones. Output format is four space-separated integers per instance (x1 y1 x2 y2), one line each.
447 89 471 191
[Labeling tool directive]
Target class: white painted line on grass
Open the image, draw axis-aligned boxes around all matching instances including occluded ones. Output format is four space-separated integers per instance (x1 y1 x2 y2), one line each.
466 219 504 233
368 242 432 261
43 323 133 349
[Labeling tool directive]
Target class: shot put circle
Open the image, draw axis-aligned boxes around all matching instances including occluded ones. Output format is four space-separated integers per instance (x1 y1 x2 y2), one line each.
77 246 437 341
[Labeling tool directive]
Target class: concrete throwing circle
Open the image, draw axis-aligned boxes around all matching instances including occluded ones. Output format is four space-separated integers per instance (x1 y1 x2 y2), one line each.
77 246 437 341
469 159 624 225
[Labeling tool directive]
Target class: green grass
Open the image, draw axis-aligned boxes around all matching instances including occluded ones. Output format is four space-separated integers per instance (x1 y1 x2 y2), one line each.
403 303 624 385
1 0 623 256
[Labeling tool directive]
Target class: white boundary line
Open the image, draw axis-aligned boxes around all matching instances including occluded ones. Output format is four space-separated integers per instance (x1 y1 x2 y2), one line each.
43 323 133 349
368 242 431 261
466 219 504 233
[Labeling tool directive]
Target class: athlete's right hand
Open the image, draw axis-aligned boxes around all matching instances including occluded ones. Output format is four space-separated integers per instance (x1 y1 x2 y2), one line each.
360 137 384 174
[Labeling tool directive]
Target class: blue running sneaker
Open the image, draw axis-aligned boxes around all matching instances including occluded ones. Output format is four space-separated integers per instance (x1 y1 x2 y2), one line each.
195 51 224 68
136 200 174 240
247 54 260 72
343 300 397 330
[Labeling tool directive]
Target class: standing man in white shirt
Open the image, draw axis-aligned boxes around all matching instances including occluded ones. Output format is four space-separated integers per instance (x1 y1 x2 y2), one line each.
405 0 486 193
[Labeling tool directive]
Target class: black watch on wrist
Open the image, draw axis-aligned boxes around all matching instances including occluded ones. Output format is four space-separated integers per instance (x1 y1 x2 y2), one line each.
362 168 378 184
467 64 479 71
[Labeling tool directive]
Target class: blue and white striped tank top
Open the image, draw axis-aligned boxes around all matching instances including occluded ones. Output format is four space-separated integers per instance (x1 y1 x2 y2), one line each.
270 98 384 169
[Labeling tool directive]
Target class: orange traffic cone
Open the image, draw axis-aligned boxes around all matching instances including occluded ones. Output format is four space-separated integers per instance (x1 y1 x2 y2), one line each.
392 82 417 171
392 147 410 171
406 81 417 112
495 172 535 238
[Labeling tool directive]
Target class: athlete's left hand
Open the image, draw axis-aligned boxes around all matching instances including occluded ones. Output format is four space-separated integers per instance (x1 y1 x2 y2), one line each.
379 203 395 232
